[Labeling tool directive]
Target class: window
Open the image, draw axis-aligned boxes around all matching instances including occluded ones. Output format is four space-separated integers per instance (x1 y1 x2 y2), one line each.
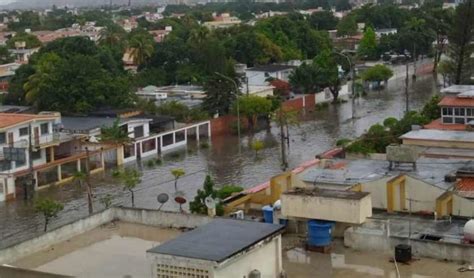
454 108 465 116
0 132 5 144
467 109 473 116
442 107 453 116
455 117 465 124
40 123 49 134
442 117 453 124
32 150 41 160
19 127 28 136
134 125 144 138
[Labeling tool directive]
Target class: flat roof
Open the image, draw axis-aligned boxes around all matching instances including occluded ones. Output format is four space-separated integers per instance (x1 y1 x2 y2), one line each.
299 157 469 190
147 219 284 262
61 117 150 133
440 85 474 94
400 129 474 143
284 188 370 200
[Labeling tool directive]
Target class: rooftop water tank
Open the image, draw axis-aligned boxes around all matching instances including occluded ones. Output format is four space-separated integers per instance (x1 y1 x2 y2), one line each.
464 219 474 242
307 220 333 247
262 205 273 224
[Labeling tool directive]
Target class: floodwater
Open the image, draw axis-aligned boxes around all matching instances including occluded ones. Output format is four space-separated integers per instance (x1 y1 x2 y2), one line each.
0 74 439 248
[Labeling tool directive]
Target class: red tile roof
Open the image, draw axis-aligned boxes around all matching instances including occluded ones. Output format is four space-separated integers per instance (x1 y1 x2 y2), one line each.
424 118 467 131
439 96 474 107
0 113 57 129
456 178 474 198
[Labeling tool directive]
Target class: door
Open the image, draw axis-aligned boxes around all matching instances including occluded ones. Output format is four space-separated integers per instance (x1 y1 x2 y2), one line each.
7 132 13 147
34 127 40 146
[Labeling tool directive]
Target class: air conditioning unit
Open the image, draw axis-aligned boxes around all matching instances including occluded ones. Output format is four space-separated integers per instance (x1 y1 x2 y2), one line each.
229 210 244 220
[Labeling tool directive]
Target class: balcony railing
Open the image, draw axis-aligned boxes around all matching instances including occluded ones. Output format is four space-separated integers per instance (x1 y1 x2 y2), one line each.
33 133 60 148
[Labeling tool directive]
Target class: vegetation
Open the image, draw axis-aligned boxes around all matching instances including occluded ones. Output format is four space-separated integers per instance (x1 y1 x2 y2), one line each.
171 168 185 191
35 198 64 232
361 64 394 89
233 96 273 131
358 27 378 60
117 169 142 207
344 95 442 155
153 100 208 123
189 175 224 216
100 194 113 209
251 140 265 157
203 74 239 116
100 120 130 144
189 175 243 216
6 32 42 49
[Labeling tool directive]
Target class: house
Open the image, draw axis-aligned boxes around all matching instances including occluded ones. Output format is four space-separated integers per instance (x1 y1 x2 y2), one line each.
136 85 168 101
246 64 297 86
149 26 172 43
203 13 241 29
375 28 397 38
10 48 39 63
0 62 20 91
0 113 64 201
245 85 275 97
147 218 285 278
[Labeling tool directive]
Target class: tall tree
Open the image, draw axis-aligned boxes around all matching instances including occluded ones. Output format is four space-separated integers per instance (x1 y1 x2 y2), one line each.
233 95 273 131
313 50 343 103
203 74 239 116
129 33 155 66
358 27 378 60
447 0 474 84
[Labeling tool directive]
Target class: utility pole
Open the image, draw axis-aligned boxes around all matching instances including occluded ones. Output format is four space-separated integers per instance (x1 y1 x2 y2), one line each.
412 44 417 80
405 59 410 114
85 147 93 214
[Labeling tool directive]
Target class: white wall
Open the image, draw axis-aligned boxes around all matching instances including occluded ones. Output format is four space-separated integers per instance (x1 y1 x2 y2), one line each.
453 194 474 217
215 235 282 278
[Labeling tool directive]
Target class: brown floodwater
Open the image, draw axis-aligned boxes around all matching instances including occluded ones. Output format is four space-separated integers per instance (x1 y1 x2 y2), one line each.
0 74 440 248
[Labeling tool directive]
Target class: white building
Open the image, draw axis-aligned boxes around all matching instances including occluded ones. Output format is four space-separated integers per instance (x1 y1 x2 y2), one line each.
246 65 297 86
147 218 285 278
0 112 61 202
136 85 168 101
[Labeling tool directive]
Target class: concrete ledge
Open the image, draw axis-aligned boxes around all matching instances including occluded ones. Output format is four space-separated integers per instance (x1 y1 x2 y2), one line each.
0 207 213 265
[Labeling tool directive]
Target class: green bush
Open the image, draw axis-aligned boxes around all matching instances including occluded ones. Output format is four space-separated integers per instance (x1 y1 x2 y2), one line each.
336 138 351 147
383 117 398 129
217 185 244 200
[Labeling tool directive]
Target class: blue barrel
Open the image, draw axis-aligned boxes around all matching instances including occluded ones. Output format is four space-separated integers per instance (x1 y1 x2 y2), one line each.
307 220 334 247
262 205 273 224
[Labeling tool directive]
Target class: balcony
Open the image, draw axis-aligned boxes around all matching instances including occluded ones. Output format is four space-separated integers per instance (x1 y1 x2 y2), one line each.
33 133 60 149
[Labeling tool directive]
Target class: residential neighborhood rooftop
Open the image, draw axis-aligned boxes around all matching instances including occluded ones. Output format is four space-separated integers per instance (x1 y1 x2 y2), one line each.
247 64 297 72
440 85 474 94
147 219 284 262
439 96 474 107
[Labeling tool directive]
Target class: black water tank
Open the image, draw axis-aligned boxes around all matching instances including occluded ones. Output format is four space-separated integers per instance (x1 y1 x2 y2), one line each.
395 244 412 263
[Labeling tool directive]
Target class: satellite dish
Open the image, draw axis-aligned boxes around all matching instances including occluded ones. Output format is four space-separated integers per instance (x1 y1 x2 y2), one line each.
174 196 187 213
205 196 216 209
156 193 169 211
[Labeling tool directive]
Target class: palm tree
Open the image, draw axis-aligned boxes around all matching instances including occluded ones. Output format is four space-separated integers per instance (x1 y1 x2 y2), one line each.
23 53 61 106
129 34 155 66
99 24 126 48
73 171 94 214
188 27 209 45
100 120 131 145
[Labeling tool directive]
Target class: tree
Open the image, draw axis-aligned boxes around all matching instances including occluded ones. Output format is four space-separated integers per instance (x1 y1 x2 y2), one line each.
273 107 299 170
23 53 61 107
313 50 343 103
129 33 155 66
335 0 352 11
421 94 441 121
233 95 273 131
100 194 113 209
35 198 64 232
437 60 454 87
309 11 338 30
203 74 239 116
99 24 127 49
336 16 357 37
425 7 452 72
447 0 474 84
251 140 264 158
100 120 131 144
171 168 185 191
189 175 224 216
0 46 14 64
6 32 41 49
289 62 320 94
73 171 93 215
361 64 394 88
119 169 142 207
358 27 378 60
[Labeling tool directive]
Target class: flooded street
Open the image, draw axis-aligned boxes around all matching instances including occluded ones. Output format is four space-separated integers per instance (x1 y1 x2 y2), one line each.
0 74 439 248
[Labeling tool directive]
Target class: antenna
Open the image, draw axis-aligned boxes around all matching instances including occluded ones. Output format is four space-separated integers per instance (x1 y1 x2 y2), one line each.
205 196 217 217
156 193 169 211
